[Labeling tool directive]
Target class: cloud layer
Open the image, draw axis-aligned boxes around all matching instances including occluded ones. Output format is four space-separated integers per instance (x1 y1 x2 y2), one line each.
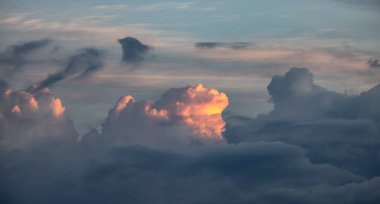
1 68 380 203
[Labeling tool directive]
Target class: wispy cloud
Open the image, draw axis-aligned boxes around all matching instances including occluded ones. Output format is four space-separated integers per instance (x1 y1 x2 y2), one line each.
137 2 194 11
0 13 164 46
94 4 129 11
195 42 253 50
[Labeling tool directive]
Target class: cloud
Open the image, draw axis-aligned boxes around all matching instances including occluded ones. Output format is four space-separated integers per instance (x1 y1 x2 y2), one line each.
1 75 380 203
3 138 378 204
81 142 363 204
118 36 152 67
94 4 128 11
368 58 380 69
266 67 329 118
195 42 253 50
101 84 229 149
225 67 380 178
29 48 103 92
137 2 194 11
0 38 52 76
0 83 77 149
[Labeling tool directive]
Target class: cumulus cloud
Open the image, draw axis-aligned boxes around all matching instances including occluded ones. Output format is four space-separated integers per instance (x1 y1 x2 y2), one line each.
0 84 77 149
195 42 253 50
368 58 380 69
118 36 152 67
29 48 103 92
225 67 380 177
0 38 52 76
1 70 380 203
101 84 229 149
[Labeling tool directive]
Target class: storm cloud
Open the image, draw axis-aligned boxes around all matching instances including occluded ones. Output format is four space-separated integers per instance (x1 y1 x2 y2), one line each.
29 48 103 92
0 38 53 76
118 36 152 66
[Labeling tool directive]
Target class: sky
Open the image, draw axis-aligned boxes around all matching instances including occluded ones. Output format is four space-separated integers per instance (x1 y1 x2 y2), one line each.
0 0 380 132
0 0 380 203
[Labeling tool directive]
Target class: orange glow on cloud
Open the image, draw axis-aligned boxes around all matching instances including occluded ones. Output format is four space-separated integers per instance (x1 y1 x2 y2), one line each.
29 97 39 110
170 84 229 140
50 98 65 118
114 95 135 115
4 88 12 96
110 84 229 141
144 100 169 120
11 105 21 113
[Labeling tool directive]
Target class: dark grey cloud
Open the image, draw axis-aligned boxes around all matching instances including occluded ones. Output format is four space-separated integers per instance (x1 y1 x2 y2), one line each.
195 42 253 50
225 67 380 178
2 137 378 204
0 38 53 76
29 48 103 92
368 58 380 69
118 36 152 67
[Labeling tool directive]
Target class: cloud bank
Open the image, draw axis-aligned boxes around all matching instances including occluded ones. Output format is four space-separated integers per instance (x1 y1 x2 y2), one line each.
1 68 379 203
